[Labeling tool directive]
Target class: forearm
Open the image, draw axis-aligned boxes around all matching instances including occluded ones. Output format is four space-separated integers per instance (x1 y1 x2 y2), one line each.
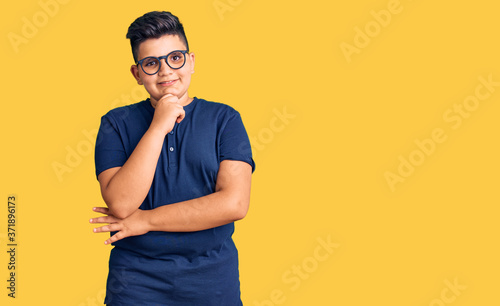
92 161 252 245
146 190 249 232
102 127 165 218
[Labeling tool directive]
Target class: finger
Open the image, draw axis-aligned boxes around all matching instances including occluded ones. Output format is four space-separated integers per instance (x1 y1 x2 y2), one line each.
105 231 128 245
89 215 120 224
93 207 110 215
177 110 186 123
160 93 177 103
93 223 121 233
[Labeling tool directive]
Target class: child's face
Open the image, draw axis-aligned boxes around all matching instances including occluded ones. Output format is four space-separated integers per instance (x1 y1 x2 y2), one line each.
131 34 195 105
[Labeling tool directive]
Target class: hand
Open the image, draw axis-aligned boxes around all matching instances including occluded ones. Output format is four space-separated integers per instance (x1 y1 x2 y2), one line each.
150 94 185 135
90 207 151 245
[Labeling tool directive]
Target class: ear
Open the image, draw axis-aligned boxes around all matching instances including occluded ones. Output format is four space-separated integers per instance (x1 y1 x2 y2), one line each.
130 65 143 85
189 52 195 74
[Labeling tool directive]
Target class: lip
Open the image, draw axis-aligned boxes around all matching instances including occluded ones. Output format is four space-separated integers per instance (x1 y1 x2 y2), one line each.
158 79 178 86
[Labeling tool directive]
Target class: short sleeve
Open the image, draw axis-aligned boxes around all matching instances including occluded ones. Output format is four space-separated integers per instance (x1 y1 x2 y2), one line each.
94 115 128 179
219 111 255 172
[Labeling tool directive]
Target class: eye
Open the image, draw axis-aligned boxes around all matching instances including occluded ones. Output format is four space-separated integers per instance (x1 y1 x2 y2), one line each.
144 58 159 67
169 52 183 63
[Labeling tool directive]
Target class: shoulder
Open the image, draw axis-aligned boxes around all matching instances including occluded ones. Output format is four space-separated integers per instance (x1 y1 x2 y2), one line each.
101 100 149 125
193 98 241 120
103 100 145 118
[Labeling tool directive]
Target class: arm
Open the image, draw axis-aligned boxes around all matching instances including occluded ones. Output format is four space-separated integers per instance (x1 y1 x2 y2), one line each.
149 159 252 231
91 160 252 244
98 94 184 219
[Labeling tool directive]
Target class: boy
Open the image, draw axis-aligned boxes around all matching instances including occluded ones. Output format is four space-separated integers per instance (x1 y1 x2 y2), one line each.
89 11 254 305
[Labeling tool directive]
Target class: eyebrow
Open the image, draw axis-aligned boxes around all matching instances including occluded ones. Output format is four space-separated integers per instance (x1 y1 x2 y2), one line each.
137 49 188 60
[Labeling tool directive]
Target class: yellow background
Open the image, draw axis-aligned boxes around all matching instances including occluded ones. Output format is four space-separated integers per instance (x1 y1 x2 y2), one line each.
1 0 499 305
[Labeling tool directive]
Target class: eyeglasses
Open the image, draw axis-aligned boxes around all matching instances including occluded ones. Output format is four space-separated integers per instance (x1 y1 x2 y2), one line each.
137 50 189 75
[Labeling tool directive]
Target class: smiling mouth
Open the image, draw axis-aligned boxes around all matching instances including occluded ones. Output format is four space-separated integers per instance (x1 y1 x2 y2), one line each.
159 79 178 86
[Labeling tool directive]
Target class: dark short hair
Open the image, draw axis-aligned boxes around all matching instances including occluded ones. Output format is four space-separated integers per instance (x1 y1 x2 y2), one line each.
126 11 189 63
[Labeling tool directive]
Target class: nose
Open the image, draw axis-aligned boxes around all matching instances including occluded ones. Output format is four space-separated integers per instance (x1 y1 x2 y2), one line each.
158 58 173 76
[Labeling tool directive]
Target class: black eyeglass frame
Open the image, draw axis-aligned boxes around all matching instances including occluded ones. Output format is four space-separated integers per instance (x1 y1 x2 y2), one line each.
136 50 189 75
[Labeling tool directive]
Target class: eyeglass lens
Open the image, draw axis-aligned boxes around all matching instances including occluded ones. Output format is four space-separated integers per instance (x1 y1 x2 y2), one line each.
141 51 186 75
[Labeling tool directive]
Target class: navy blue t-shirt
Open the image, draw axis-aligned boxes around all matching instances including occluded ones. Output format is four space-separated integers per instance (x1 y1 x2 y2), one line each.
94 97 255 305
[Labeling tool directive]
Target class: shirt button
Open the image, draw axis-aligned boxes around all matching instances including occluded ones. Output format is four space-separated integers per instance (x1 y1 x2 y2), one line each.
170 130 174 135
169 147 174 152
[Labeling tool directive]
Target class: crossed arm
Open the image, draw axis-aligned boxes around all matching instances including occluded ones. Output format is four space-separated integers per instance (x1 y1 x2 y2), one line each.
90 96 252 245
90 159 252 245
